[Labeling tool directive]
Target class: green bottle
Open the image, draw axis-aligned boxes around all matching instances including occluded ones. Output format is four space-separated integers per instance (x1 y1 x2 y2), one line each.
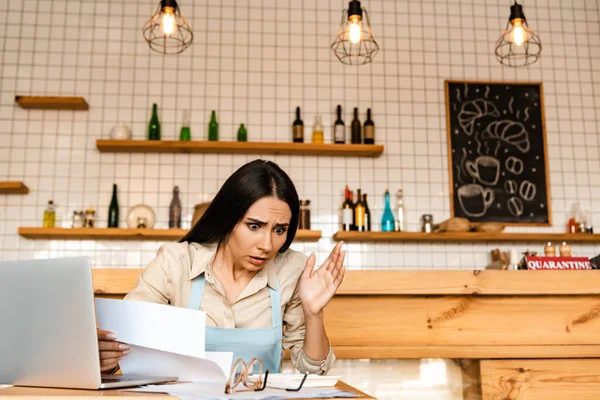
208 110 219 141
381 189 395 232
179 110 191 141
148 103 161 140
108 184 119 228
237 124 247 142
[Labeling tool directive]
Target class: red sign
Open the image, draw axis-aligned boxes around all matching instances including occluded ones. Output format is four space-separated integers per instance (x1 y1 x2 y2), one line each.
525 256 592 270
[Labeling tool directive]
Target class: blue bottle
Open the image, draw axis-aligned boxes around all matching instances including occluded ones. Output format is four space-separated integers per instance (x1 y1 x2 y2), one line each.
381 189 395 232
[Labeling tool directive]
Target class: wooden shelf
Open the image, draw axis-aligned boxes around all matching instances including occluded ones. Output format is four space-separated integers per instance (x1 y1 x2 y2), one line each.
96 139 384 157
15 95 89 110
18 227 322 241
0 181 29 194
333 231 600 243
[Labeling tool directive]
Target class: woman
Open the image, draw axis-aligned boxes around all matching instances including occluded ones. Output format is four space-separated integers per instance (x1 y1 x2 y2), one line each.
97 159 345 376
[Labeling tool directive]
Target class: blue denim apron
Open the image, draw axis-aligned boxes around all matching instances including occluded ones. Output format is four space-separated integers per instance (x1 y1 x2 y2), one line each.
187 274 283 373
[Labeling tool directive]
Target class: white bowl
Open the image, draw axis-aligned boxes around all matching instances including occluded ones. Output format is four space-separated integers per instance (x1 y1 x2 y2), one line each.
110 123 132 140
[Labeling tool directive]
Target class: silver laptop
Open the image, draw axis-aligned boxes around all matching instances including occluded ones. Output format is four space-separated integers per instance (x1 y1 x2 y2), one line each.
0 257 177 389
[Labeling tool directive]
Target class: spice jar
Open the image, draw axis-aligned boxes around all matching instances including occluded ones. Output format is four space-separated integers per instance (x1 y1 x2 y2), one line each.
299 200 311 230
544 242 556 257
72 211 83 228
421 214 433 233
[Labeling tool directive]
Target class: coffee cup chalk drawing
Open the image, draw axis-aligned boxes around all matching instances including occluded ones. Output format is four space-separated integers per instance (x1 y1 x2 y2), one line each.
446 81 550 225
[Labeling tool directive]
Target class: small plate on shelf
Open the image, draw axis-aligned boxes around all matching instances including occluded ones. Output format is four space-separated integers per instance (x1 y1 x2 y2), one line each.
126 204 155 229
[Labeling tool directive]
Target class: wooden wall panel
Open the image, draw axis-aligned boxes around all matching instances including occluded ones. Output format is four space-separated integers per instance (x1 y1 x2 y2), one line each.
480 359 600 399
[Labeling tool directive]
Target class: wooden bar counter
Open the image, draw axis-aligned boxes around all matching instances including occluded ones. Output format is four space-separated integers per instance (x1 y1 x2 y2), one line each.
91 269 600 399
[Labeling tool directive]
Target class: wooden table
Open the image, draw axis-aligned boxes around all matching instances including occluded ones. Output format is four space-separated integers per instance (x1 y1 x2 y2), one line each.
0 382 373 399
93 268 600 399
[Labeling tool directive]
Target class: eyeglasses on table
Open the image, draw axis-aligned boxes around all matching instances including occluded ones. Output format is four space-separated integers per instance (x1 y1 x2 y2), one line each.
225 357 309 394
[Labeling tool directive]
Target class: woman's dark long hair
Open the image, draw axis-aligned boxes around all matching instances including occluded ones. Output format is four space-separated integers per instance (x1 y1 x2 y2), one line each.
180 159 299 253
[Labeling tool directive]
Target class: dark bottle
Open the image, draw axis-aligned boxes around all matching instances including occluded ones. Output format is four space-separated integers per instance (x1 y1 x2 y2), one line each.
208 111 219 141
363 108 375 144
334 105 345 144
169 186 182 229
349 190 357 230
148 103 161 140
293 107 304 143
237 123 247 142
342 185 353 231
351 107 362 144
363 193 372 231
108 184 119 228
354 189 365 232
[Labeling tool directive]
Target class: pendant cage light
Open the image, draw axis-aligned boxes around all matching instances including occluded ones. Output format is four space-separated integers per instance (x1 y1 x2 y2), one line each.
495 1 541 67
143 0 193 55
331 0 379 65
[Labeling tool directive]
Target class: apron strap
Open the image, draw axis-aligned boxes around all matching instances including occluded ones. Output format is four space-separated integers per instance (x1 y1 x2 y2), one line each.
188 274 282 330
188 274 206 310
268 283 282 329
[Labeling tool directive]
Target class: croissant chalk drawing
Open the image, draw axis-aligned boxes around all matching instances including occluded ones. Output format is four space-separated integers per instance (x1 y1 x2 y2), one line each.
481 120 531 153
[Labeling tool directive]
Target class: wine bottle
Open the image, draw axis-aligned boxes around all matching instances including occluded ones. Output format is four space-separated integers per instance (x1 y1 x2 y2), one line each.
179 110 191 141
148 103 161 140
363 193 371 231
334 105 345 144
351 107 362 144
342 186 353 231
355 189 365 232
395 189 405 232
237 123 247 142
363 108 375 144
169 186 182 229
381 189 395 232
108 184 119 228
208 111 219 141
350 190 356 230
293 107 304 143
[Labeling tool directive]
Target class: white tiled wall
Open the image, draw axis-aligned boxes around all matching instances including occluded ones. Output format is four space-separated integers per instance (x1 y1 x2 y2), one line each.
1 0 599 269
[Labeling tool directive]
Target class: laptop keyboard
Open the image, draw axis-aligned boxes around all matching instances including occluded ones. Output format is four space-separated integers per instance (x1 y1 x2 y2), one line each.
101 375 139 383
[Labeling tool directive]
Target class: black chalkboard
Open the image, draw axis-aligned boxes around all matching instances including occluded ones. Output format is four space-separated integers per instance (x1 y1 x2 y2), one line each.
445 81 551 225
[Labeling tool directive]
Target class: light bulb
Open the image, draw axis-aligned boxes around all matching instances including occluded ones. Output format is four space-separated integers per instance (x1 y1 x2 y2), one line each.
348 16 362 44
510 18 528 46
161 7 177 36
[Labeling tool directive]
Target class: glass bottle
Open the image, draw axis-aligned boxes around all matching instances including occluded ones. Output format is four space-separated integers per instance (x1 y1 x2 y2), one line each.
208 110 219 141
72 211 82 228
84 206 96 228
43 200 56 228
334 105 345 144
293 107 304 143
169 186 182 229
349 190 356 230
237 123 247 142
341 185 353 231
363 108 375 144
567 202 580 234
312 115 324 144
351 107 362 144
108 184 119 228
354 189 365 232
381 190 395 232
395 189 405 232
299 200 311 230
363 193 371 232
179 110 191 141
148 103 161 140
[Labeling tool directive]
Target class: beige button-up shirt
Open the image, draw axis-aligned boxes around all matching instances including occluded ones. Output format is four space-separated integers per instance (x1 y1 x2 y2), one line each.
125 241 335 375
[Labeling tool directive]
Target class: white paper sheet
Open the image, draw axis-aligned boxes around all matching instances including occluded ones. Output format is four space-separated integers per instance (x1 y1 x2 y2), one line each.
126 381 359 399
119 345 231 382
95 298 206 358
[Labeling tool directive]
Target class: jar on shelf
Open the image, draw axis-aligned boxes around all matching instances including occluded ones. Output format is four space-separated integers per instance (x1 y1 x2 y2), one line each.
299 200 311 230
421 214 433 233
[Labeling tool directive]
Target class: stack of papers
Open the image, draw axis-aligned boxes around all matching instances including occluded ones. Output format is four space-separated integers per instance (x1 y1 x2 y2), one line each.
262 373 341 390
95 298 232 382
